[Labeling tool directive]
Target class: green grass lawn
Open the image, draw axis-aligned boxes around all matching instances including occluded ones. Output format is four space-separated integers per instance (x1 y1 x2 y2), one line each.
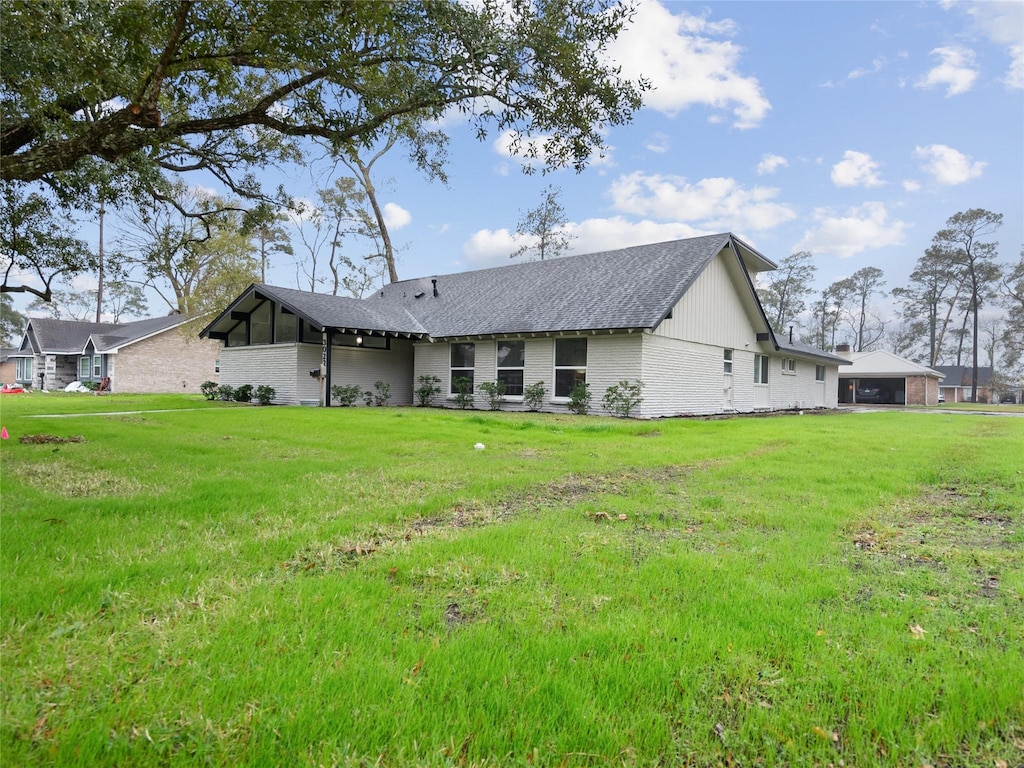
1 393 1021 767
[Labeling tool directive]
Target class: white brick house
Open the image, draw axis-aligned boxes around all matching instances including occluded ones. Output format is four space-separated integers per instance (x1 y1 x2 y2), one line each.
202 234 848 417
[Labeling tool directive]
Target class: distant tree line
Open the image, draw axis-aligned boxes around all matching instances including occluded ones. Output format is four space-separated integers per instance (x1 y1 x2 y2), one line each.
758 208 1022 401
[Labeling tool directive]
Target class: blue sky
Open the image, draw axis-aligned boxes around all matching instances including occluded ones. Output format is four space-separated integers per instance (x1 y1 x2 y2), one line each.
292 0 1021 299
22 0 1024 319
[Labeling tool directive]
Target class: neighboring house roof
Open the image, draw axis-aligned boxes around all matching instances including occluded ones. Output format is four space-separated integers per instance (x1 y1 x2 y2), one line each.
20 315 188 355
0 348 18 362
777 340 850 365
840 350 944 378
932 365 994 388
204 234 811 352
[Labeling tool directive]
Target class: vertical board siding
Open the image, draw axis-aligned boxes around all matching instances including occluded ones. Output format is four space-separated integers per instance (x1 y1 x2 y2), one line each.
655 253 757 349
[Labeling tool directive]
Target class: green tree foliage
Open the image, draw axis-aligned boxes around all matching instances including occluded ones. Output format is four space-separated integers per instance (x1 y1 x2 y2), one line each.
758 251 816 335
999 249 1024 370
892 245 968 366
511 185 575 261
294 178 383 297
931 209 1003 400
0 293 26 345
118 181 259 315
834 266 886 352
2 0 646 295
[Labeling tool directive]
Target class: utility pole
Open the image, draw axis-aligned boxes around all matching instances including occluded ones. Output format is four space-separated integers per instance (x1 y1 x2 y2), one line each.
95 205 105 323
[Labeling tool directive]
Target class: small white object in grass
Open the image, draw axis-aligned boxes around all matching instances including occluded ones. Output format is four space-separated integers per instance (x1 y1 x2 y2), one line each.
474 442 486 451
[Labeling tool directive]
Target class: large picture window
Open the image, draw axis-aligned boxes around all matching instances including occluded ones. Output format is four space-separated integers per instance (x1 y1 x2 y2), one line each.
754 354 769 385
250 301 272 345
554 338 587 398
496 340 525 396
450 342 476 393
16 357 33 382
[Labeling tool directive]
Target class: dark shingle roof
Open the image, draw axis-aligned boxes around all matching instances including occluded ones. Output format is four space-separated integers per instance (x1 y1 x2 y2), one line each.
933 365 994 387
371 234 735 337
776 340 851 365
201 234 780 342
24 315 187 354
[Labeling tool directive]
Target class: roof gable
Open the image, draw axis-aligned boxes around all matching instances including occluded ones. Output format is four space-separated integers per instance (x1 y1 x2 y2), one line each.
21 315 188 354
843 350 943 377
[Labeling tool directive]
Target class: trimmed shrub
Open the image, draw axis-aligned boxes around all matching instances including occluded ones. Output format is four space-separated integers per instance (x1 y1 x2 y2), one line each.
200 381 218 400
452 376 474 409
602 379 644 418
478 380 506 411
253 385 276 406
373 381 391 407
415 375 442 407
523 382 546 412
567 381 591 415
233 384 253 403
331 384 362 407
216 384 234 402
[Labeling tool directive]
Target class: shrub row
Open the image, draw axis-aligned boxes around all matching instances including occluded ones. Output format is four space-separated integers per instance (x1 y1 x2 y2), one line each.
200 381 276 406
330 381 392 407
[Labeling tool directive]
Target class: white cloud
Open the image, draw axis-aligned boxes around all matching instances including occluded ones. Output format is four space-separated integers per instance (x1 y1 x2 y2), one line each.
461 228 518 266
960 2 1024 89
383 202 411 230
916 46 979 96
902 179 922 192
607 1 770 129
848 57 886 80
607 171 796 233
796 202 909 259
914 144 987 185
831 150 884 188
645 132 671 154
756 153 788 175
460 217 707 268
285 197 318 224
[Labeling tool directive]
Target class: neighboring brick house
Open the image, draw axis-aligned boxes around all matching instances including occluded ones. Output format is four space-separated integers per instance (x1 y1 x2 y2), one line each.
0 348 17 386
835 347 944 406
932 365 995 404
201 234 849 417
13 315 221 393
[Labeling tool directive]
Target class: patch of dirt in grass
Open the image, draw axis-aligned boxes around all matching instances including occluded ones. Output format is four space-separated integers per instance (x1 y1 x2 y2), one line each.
849 484 1018 559
12 462 148 498
18 434 85 444
283 464 708 575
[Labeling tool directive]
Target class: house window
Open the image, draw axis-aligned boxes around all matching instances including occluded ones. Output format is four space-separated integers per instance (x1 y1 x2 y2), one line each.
227 321 247 347
554 337 587 398
79 356 91 380
723 349 733 374
275 306 297 342
450 342 475 393
815 365 826 382
496 340 525 396
250 301 272 345
15 357 33 382
782 358 796 375
93 355 102 377
215 359 221 374
754 354 769 385
301 320 322 344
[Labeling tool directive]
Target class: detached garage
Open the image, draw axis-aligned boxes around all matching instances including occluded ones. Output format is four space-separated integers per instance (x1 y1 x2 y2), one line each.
835 346 944 406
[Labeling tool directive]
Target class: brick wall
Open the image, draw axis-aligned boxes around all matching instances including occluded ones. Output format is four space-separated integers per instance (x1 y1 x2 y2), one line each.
112 328 221 394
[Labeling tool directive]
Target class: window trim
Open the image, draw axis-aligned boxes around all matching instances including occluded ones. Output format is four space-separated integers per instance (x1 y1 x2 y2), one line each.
754 353 769 385
815 364 826 382
723 349 733 375
450 342 476 394
496 340 525 398
16 357 33 382
781 357 796 375
553 337 588 400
